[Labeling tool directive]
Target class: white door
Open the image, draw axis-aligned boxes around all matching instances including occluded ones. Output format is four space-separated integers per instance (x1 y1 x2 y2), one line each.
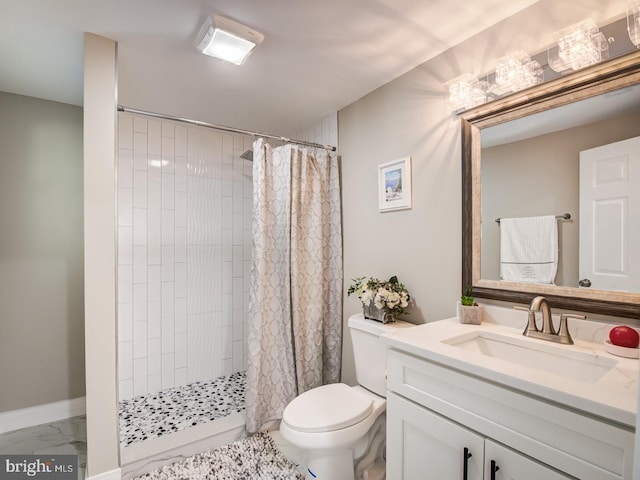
579 136 640 292
485 440 573 480
386 392 484 480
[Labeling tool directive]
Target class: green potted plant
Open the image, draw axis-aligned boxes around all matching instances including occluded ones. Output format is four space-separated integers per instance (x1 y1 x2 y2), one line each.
459 286 482 324
348 275 410 324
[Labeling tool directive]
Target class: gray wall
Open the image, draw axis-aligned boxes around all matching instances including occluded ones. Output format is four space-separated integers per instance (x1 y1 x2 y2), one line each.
0 92 84 413
338 0 631 384
481 111 640 287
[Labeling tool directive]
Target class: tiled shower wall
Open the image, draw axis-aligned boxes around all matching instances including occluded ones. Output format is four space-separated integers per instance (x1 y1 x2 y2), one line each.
116 111 337 401
116 113 253 401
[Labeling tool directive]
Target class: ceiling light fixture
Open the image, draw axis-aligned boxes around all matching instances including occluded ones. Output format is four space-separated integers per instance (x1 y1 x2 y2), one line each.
196 14 264 65
628 0 640 46
547 19 609 73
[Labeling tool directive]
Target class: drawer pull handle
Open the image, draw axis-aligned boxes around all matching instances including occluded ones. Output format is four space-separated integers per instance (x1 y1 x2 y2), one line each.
490 460 500 480
463 447 472 480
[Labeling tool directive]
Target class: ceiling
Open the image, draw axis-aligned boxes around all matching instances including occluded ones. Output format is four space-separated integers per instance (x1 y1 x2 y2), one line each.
0 0 544 134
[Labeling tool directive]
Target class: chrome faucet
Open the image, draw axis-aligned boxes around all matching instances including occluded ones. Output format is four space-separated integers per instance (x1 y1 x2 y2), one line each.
514 296 585 345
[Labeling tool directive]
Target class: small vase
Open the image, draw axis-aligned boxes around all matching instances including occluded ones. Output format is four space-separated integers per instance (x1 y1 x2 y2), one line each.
363 300 395 324
459 304 482 325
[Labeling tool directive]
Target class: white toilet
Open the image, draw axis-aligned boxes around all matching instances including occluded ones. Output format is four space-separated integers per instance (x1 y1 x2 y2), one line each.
279 314 413 480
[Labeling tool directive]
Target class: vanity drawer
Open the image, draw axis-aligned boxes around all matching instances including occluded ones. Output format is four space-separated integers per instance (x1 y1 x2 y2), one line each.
387 349 635 480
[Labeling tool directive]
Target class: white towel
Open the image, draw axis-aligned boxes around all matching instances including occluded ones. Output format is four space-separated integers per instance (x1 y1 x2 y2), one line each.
500 215 558 284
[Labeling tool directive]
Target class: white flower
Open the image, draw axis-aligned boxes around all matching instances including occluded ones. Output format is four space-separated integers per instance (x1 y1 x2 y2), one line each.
361 289 374 305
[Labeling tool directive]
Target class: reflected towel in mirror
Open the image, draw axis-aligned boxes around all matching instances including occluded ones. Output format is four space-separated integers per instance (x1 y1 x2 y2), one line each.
500 215 558 284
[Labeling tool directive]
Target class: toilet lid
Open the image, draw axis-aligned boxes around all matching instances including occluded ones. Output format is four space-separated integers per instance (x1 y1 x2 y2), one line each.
282 383 373 433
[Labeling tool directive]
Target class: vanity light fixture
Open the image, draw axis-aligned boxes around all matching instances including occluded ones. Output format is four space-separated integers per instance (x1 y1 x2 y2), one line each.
447 74 488 112
488 50 544 96
628 0 640 46
196 14 264 65
547 19 609 73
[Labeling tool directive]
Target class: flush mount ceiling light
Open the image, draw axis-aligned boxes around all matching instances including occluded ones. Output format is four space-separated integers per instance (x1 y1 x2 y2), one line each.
547 19 609 73
196 14 264 65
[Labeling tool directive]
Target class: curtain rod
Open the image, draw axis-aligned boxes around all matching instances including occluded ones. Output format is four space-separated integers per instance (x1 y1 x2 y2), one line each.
117 105 337 152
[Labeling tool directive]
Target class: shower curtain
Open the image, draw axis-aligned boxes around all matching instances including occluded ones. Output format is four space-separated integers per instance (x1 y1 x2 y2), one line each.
245 138 342 433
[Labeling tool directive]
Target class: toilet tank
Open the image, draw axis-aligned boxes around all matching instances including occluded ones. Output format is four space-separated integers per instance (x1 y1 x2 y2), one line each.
348 314 414 397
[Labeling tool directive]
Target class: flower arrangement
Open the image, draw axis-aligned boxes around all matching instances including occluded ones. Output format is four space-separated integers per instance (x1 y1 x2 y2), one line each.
348 275 410 316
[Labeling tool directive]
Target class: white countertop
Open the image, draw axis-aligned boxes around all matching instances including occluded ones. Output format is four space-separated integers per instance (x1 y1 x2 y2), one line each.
381 314 639 428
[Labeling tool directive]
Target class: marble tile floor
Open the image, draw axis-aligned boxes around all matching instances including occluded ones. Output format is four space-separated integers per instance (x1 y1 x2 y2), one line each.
0 415 87 479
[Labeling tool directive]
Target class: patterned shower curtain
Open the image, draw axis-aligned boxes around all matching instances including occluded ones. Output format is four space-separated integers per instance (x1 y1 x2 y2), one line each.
245 138 343 433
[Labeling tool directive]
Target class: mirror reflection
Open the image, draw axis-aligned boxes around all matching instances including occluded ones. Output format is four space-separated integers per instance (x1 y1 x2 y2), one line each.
480 84 640 292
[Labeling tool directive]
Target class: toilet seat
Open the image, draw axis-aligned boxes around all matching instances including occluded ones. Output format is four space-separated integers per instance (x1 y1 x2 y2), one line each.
282 383 373 433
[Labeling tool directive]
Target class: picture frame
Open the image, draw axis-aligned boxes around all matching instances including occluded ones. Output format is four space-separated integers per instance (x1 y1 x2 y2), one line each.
378 156 412 212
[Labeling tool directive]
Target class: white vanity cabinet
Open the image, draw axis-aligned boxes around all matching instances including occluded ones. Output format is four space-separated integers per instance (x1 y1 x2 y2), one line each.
385 349 635 480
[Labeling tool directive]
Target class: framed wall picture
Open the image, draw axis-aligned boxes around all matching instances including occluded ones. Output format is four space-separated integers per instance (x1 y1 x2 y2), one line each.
378 156 412 212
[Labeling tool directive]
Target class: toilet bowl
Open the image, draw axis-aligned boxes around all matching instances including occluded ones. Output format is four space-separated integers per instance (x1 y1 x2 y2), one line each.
279 315 414 480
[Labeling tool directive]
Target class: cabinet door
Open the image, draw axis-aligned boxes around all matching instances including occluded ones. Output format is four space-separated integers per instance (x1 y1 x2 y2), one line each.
485 440 574 480
387 392 484 480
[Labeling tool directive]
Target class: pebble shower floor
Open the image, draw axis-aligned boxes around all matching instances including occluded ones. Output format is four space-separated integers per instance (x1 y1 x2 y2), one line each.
119 371 246 447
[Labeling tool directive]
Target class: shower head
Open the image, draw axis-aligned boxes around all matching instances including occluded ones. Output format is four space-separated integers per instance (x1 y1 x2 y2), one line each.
240 150 253 161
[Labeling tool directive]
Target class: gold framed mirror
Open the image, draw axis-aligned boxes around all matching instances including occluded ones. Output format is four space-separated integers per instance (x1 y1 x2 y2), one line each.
461 50 640 319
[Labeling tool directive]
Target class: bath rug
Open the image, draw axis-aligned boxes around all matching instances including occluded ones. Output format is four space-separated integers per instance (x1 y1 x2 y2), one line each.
133 433 304 480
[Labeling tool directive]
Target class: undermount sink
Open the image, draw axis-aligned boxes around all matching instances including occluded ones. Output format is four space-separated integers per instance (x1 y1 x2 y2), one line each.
442 330 618 384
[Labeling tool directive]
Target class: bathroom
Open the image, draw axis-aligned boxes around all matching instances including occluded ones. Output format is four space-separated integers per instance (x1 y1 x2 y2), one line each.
2 0 640 479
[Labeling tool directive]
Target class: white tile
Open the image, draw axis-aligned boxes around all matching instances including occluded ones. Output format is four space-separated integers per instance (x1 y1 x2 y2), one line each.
162 314 175 354
133 321 148 359
243 229 252 258
133 170 148 208
175 332 187 368
222 135 233 165
119 379 133 402
147 338 161 375
147 265 162 302
175 227 187 263
147 374 161 395
233 340 244 372
233 277 243 308
222 164 233 196
148 189 161 228
133 284 147 322
118 340 133 379
133 358 148 396
161 245 175 281
175 125 187 156
133 209 147 245
118 114 133 150
243 198 252 228
232 310 243 341
162 209 175 245
232 246 243 277
222 294 232 327
162 121 175 138
175 297 187 333
232 213 243 245
243 261 251 292
175 192 187 227
133 132 148 171
222 326 233 359
222 359 232 377
162 282 175 318
222 229 232 262
175 367 188 387
162 354 175 389
175 262 187 298
175 156 187 192
133 245 147 284
222 261 232 295
148 155 162 191
118 149 133 188
232 181 243 214
162 173 175 209
148 120 162 155
162 137 175 174
148 301 161 338
134 115 147 133
118 265 133 304
118 226 133 265
118 188 133 227
118 302 133 342
222 196 233 229
148 227 161 265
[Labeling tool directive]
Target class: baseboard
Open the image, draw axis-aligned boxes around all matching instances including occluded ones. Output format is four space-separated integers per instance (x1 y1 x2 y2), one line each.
85 467 121 480
0 396 86 434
